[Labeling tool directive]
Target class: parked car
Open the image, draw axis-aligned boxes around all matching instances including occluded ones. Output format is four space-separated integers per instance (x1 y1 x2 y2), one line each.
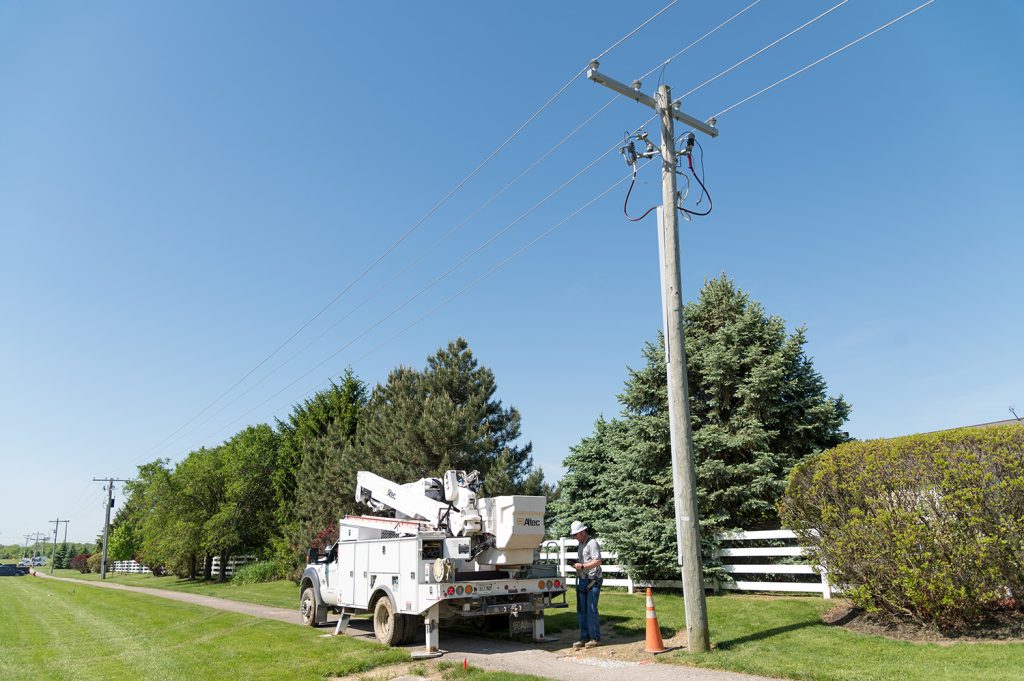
30 556 46 566
17 558 31 567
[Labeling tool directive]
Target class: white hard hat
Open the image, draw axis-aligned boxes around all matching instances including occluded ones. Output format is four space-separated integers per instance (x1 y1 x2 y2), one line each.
569 520 588 535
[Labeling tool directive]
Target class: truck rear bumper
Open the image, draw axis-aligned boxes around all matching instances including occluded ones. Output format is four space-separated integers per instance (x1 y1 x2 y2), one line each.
447 591 568 618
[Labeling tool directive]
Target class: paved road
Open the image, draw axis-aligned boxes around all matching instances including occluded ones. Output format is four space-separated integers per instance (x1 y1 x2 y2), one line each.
33 572 778 681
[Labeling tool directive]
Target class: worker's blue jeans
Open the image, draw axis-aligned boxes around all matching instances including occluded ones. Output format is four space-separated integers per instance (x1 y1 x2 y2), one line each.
576 579 601 642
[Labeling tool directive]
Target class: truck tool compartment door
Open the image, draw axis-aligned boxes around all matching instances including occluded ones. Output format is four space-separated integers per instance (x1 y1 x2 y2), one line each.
353 542 369 608
338 541 355 606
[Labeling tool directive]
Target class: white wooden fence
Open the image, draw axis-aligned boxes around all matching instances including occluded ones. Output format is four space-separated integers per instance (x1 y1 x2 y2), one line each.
210 554 255 578
540 529 831 598
111 559 151 574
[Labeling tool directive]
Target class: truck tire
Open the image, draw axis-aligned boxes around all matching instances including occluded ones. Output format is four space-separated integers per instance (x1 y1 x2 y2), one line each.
300 587 319 627
372 596 400 646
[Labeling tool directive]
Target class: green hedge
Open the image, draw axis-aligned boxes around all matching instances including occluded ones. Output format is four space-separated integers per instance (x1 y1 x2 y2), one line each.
780 425 1024 629
231 560 285 584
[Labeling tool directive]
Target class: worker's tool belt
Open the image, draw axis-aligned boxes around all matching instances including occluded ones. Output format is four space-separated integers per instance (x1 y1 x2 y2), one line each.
582 576 603 592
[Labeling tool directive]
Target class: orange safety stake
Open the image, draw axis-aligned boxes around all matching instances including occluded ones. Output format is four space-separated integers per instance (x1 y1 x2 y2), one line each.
644 587 666 653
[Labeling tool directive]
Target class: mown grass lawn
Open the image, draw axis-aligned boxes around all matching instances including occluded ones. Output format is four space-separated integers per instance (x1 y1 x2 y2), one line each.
0 576 405 680
548 590 1024 681
4 576 550 681
51 568 298 609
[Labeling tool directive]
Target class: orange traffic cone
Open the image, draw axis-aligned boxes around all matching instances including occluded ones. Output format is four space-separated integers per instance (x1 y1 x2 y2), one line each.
644 587 665 653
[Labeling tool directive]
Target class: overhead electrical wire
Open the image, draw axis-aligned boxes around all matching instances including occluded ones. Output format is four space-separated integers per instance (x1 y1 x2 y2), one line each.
182 143 636 451
142 97 621 458
712 0 938 119
149 0 853 459
146 2 773 461
203 160 655 446
194 0 873 452
593 0 680 64
635 0 764 83
676 0 852 102
134 1 682 463
618 0 868 218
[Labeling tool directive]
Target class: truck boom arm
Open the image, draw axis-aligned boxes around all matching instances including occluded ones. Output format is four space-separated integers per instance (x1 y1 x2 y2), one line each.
355 470 482 537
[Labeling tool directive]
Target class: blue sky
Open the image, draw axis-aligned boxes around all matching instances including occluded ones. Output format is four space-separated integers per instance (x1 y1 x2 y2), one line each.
2 1 1021 544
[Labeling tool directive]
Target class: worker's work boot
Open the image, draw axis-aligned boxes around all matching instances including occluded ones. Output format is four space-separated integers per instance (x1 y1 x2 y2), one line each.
572 640 586 649
584 640 600 648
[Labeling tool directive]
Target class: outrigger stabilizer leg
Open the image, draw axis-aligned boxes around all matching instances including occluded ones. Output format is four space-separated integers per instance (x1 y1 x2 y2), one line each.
411 603 444 660
333 608 351 636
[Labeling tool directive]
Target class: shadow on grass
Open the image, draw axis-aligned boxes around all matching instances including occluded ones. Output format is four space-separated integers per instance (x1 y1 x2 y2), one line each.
545 610 682 643
713 618 822 650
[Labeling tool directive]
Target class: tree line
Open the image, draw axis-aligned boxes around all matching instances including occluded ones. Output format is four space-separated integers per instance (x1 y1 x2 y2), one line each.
0 542 94 563
110 339 552 579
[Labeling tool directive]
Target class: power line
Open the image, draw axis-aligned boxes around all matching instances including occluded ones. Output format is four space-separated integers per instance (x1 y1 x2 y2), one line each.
138 98 622 461
351 162 652 366
593 1 680 63
636 0 764 83
143 3 774 460
210 161 653 442
151 1 840 460
712 0 938 119
136 0 684 463
160 14 748 458
182 140 637 451
678 0 852 101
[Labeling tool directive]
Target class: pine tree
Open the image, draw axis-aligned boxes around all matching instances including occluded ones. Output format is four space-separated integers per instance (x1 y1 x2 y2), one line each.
362 339 537 491
272 369 365 562
558 275 851 578
291 371 368 554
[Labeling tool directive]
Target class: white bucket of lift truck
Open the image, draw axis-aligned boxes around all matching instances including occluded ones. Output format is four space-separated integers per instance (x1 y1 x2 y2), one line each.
476 495 546 566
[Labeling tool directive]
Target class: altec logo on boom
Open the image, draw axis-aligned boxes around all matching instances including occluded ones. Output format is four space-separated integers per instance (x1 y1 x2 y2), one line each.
522 518 542 527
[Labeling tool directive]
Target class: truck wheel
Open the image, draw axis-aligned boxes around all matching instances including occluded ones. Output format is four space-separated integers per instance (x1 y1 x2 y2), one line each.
300 587 319 627
373 596 400 645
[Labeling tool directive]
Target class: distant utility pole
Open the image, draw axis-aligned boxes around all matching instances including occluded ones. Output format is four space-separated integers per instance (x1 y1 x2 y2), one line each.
48 519 69 575
22 534 32 559
587 61 718 654
29 532 47 560
93 477 130 579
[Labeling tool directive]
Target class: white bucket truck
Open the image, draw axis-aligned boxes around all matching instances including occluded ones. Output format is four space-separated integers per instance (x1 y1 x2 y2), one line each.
299 469 566 656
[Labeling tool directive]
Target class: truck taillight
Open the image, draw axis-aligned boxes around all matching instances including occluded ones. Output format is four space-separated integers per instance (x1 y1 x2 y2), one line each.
456 585 464 596
464 585 473 594
446 586 455 596
546 579 553 590
537 580 545 589
554 579 561 588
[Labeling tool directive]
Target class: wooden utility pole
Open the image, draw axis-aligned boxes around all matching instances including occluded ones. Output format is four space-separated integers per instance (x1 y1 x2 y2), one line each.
93 477 130 579
587 63 716 653
48 518 69 575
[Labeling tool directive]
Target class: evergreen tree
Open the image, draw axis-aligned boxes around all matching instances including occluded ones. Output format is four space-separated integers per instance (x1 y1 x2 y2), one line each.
362 338 538 491
272 370 365 561
556 275 851 579
291 370 368 555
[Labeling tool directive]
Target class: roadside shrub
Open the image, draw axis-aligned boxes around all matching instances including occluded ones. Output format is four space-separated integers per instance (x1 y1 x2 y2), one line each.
86 553 103 574
231 560 284 584
780 425 1024 629
69 553 91 573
